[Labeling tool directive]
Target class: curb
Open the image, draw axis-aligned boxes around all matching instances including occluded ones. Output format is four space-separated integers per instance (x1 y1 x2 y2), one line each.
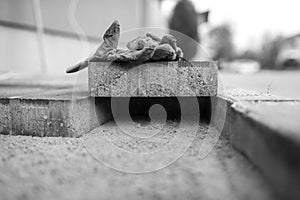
217 89 300 200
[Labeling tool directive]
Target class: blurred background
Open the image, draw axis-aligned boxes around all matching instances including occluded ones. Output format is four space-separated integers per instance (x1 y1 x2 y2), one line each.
0 0 300 97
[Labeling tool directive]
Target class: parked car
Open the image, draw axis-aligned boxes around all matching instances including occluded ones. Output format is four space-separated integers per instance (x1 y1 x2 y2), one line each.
221 59 261 74
276 35 300 69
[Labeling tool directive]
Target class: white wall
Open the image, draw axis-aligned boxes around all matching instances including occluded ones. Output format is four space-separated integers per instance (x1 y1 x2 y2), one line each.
0 0 142 37
0 25 97 75
0 0 166 74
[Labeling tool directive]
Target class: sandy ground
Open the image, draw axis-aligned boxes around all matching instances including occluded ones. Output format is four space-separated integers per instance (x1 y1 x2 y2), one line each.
0 121 276 200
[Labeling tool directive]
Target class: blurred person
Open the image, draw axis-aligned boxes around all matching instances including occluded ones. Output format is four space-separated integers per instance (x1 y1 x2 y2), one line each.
169 0 199 60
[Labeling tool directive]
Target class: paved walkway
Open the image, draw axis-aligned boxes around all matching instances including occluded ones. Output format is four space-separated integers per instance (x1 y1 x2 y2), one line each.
1 72 300 199
221 70 300 99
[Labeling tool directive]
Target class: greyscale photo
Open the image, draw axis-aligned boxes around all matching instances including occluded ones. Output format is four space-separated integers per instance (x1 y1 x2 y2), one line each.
0 0 300 200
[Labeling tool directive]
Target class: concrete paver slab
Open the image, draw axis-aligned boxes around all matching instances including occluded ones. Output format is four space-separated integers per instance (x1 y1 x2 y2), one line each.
88 61 218 97
0 79 105 137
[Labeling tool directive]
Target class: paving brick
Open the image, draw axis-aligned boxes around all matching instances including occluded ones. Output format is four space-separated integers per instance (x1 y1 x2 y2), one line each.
0 96 105 137
88 61 218 97
0 84 111 137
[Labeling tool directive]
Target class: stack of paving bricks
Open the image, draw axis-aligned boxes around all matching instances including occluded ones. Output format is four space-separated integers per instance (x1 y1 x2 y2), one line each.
0 60 218 137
